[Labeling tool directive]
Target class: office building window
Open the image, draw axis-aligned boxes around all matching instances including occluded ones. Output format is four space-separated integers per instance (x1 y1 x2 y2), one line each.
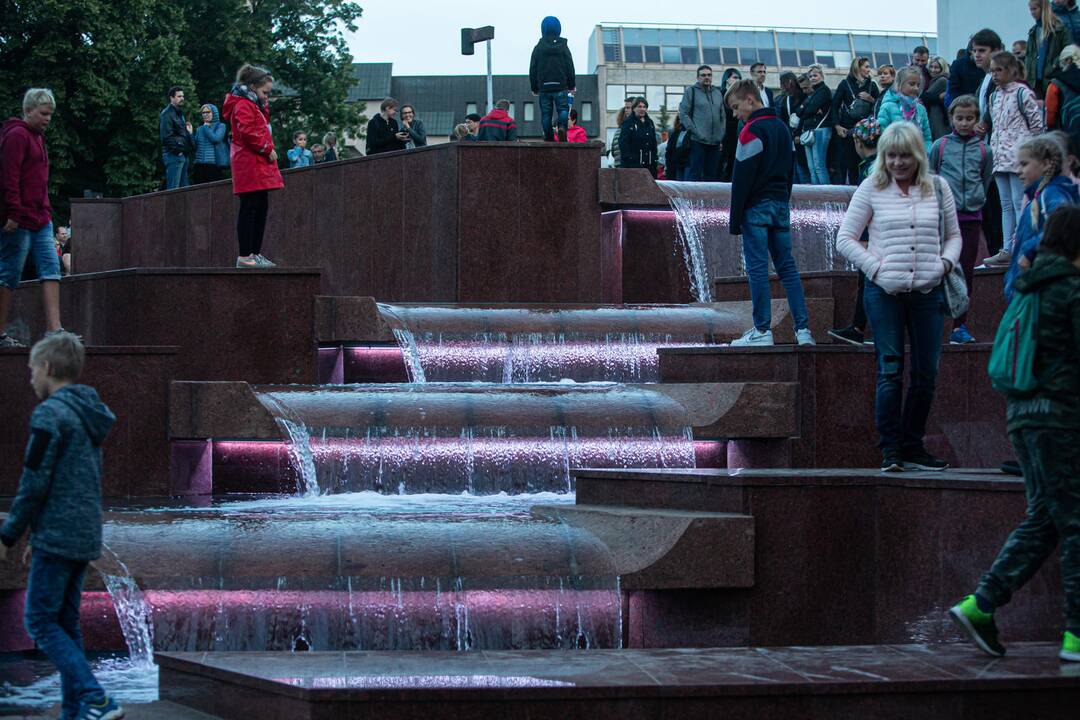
757 31 778 66
466 102 477 115
703 47 721 64
602 27 621 62
662 46 682 64
646 86 664 110
508 102 515 118
581 102 593 122
644 45 661 62
524 102 535 122
624 45 643 63
606 85 625 110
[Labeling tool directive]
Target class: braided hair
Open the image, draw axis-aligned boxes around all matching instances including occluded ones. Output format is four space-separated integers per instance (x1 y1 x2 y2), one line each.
1017 135 1065 226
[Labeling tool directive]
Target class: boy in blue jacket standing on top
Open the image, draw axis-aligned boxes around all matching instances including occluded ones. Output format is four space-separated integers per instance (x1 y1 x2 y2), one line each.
0 332 123 720
725 78 814 347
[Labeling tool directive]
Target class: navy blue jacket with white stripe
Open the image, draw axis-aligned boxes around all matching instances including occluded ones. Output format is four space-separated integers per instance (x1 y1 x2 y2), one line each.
728 106 794 236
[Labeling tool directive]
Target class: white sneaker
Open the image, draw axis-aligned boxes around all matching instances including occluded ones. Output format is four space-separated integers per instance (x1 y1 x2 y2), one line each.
982 249 1012 267
795 328 816 346
731 328 774 346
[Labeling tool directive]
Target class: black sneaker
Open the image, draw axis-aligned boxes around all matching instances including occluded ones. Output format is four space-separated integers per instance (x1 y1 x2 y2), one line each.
1000 460 1022 476
828 325 865 346
881 448 904 472
901 448 949 471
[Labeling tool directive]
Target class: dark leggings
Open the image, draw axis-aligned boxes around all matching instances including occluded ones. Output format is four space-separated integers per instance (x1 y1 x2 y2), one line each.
237 190 269 257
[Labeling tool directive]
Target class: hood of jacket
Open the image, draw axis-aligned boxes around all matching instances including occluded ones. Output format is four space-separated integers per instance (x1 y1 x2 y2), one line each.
1014 251 1080 295
1 117 38 143
541 16 561 38
1025 174 1080 202
48 385 115 446
1057 64 1080 94
204 103 221 124
537 35 569 54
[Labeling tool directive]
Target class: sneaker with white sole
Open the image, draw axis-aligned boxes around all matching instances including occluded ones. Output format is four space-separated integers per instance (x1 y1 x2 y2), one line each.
730 328 774 346
77 695 124 720
255 254 276 267
795 328 815 346
0 333 26 348
236 255 259 269
948 595 1005 657
982 249 1012 267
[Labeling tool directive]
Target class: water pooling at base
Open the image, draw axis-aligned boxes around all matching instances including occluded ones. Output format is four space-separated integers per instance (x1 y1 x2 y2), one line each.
657 181 854 302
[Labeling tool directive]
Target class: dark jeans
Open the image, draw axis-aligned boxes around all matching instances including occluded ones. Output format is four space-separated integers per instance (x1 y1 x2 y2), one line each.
955 219 982 327
983 181 1004 254
163 152 188 190
687 140 721 182
237 190 269 257
863 281 945 451
977 427 1080 634
191 164 223 185
25 550 106 718
837 132 861 185
851 271 868 331
741 199 810 331
539 91 570 141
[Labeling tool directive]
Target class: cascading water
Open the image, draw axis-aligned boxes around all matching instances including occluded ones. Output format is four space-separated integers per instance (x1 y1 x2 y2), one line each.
246 385 696 495
375 304 749 384
658 181 854 301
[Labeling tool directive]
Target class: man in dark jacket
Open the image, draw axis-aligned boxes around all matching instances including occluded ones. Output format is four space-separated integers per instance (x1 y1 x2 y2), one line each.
160 85 193 189
948 207 1080 664
678 65 726 181
477 99 518 141
1 332 124 718
726 79 812 347
1 88 64 347
529 16 576 142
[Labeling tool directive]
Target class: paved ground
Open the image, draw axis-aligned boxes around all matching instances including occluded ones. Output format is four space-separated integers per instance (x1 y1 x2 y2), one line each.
0 701 218 719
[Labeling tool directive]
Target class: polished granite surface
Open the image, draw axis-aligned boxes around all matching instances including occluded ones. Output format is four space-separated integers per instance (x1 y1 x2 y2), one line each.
158 643 1080 699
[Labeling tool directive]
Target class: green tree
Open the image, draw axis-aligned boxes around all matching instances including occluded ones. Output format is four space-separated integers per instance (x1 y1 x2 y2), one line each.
0 0 364 213
657 104 671 134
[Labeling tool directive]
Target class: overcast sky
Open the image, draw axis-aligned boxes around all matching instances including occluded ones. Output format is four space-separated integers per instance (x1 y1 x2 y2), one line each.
346 3 938 76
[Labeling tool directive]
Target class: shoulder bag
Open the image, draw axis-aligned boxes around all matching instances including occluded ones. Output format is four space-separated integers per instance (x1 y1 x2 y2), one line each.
934 176 970 318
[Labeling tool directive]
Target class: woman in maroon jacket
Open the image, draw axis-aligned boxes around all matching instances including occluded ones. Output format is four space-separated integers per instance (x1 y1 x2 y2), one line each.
222 64 283 268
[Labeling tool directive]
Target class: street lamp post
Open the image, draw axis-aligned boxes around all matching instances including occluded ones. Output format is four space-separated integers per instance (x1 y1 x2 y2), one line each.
461 26 496 112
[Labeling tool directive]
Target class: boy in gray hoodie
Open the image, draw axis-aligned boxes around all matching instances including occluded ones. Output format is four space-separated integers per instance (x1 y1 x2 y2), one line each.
929 94 994 344
0 332 122 720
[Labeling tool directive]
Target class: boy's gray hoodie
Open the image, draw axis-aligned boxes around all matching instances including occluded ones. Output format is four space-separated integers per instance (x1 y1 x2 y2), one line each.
1 385 115 561
929 132 994 213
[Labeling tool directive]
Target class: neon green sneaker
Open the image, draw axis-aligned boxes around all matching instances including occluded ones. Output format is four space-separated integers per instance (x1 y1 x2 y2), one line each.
1061 631 1080 662
948 595 1005 657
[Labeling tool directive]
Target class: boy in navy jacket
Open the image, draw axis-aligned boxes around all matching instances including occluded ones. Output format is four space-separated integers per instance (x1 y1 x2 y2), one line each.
726 79 814 346
0 332 123 720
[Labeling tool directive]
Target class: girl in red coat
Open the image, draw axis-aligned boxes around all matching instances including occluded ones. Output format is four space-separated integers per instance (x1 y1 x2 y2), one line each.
221 64 284 268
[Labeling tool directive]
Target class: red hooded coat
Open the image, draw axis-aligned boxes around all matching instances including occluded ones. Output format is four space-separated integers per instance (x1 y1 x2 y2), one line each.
221 93 283 195
0 118 51 230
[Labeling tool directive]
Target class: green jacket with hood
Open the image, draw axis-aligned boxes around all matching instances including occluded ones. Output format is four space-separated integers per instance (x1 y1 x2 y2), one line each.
1005 252 1080 432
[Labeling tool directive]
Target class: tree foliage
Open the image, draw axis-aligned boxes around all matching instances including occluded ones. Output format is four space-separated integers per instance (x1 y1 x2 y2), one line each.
0 0 364 217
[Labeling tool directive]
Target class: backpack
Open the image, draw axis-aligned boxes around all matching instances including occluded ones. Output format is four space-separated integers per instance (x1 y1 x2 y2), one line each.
988 290 1040 394
1054 80 1080 145
987 85 1036 133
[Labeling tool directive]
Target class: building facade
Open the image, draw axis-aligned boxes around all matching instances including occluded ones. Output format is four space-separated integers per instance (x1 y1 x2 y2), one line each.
347 64 600 153
587 23 937 153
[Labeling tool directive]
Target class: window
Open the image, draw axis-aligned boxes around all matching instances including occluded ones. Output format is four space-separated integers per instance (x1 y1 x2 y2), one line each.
757 31 778 66
603 44 621 62
780 50 798 67
524 102 535 122
815 54 836 68
873 52 891 68
606 85 625 110
581 102 593 122
798 50 815 66
626 84 645 96
681 47 699 64
647 85 664 110
644 46 660 62
466 102 477 115
662 46 682 64
926 37 937 54
703 48 721 64
723 48 739 64
508 103 515 118
624 45 643 63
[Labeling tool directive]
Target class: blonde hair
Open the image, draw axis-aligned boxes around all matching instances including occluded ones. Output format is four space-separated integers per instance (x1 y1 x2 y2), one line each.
1017 135 1065 225
849 57 870 76
929 56 950 77
29 332 85 381
1037 0 1063 35
872 121 932 193
894 65 925 94
1060 44 1080 69
452 123 470 140
22 88 56 115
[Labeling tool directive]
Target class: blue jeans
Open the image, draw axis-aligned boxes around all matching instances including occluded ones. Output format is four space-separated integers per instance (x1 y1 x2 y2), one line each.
863 281 946 451
539 91 570 141
25 550 106 718
163 152 188 189
0 222 60 289
741 199 810 332
687 140 721 182
806 127 832 185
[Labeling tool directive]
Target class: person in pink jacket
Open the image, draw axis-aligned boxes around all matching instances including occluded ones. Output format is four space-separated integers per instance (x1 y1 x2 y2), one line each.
982 50 1046 267
835 121 962 473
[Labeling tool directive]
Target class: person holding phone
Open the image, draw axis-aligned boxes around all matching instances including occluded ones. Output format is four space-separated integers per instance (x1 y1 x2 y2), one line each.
366 98 408 155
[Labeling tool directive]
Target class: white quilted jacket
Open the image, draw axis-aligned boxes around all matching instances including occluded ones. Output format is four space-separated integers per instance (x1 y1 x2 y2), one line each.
835 177 962 295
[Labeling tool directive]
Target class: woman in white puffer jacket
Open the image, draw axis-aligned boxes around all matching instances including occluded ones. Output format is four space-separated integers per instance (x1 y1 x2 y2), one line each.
835 121 962 473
